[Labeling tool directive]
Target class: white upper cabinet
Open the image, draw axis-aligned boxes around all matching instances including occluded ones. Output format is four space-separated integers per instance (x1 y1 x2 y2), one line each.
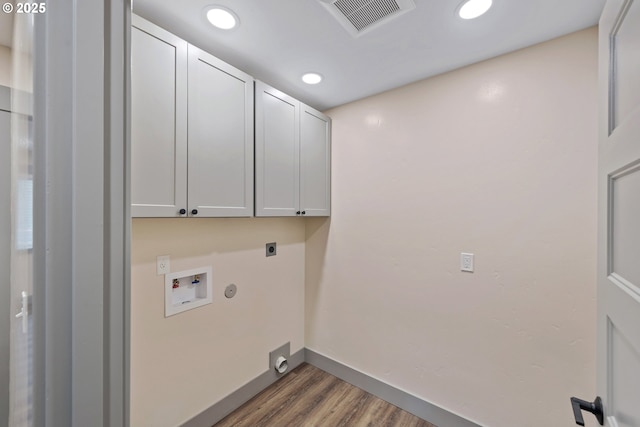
131 15 187 217
131 16 254 217
131 17 329 219
300 105 331 216
255 81 331 217
255 82 300 216
187 45 254 217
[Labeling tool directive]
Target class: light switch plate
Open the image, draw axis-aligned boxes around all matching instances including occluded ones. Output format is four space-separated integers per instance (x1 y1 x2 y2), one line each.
157 255 170 275
461 253 474 272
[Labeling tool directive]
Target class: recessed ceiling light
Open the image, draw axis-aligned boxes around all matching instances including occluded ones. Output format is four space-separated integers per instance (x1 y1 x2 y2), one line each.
302 73 323 85
206 7 238 30
458 0 492 19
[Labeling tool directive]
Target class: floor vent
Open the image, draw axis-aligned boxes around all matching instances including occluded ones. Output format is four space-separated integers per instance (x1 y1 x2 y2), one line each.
319 0 415 37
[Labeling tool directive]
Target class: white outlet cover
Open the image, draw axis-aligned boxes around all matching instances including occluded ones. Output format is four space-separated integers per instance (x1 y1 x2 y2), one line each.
461 253 474 272
157 255 170 275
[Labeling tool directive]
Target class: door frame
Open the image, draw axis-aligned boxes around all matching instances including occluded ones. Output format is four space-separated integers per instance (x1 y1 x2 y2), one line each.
32 1 130 426
0 86 10 427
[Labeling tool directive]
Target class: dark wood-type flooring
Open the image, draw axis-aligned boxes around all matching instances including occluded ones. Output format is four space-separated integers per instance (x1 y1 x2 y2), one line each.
214 363 437 427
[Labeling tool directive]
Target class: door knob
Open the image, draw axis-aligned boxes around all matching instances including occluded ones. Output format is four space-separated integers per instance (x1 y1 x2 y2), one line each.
570 396 604 426
14 291 30 334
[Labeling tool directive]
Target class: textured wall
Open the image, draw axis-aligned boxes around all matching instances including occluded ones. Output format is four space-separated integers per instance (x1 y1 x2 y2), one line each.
131 218 305 427
305 28 598 427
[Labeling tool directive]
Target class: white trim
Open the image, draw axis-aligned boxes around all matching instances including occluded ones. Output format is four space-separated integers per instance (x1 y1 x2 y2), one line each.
0 85 11 427
105 1 131 426
32 1 130 425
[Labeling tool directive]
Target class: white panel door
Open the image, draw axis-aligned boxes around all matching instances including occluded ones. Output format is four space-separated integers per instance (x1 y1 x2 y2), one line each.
187 45 254 217
300 104 331 217
131 16 188 217
8 107 32 427
0 88 30 427
579 1 640 426
255 81 300 217
5 11 35 424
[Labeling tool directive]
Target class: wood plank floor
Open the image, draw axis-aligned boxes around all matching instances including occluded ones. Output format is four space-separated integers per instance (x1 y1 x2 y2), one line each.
214 363 437 427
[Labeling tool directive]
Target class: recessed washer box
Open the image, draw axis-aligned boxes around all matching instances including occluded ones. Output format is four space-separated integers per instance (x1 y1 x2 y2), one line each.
165 267 212 317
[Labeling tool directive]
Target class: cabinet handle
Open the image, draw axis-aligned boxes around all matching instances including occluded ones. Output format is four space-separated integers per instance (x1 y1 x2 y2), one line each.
296 211 301 215
179 209 186 215
302 211 306 215
191 209 198 215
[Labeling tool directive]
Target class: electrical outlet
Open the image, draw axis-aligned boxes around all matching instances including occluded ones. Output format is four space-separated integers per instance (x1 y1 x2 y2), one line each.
266 242 277 257
460 253 474 272
157 255 170 275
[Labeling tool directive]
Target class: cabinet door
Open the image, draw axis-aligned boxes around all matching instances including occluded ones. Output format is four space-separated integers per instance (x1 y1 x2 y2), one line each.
255 81 300 217
187 46 254 217
131 16 188 217
300 104 331 216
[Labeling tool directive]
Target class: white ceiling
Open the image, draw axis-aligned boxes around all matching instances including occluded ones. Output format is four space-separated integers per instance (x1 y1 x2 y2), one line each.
0 1 606 108
134 0 605 111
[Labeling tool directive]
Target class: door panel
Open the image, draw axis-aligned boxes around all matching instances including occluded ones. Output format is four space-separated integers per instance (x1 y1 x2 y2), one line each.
610 164 640 287
9 97 33 427
598 1 640 426
606 310 640 427
255 82 300 217
187 45 254 217
6 9 34 426
300 105 331 217
131 16 188 217
610 0 640 131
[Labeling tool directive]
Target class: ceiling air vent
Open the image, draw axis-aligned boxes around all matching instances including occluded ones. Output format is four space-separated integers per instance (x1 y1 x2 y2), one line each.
318 0 416 37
